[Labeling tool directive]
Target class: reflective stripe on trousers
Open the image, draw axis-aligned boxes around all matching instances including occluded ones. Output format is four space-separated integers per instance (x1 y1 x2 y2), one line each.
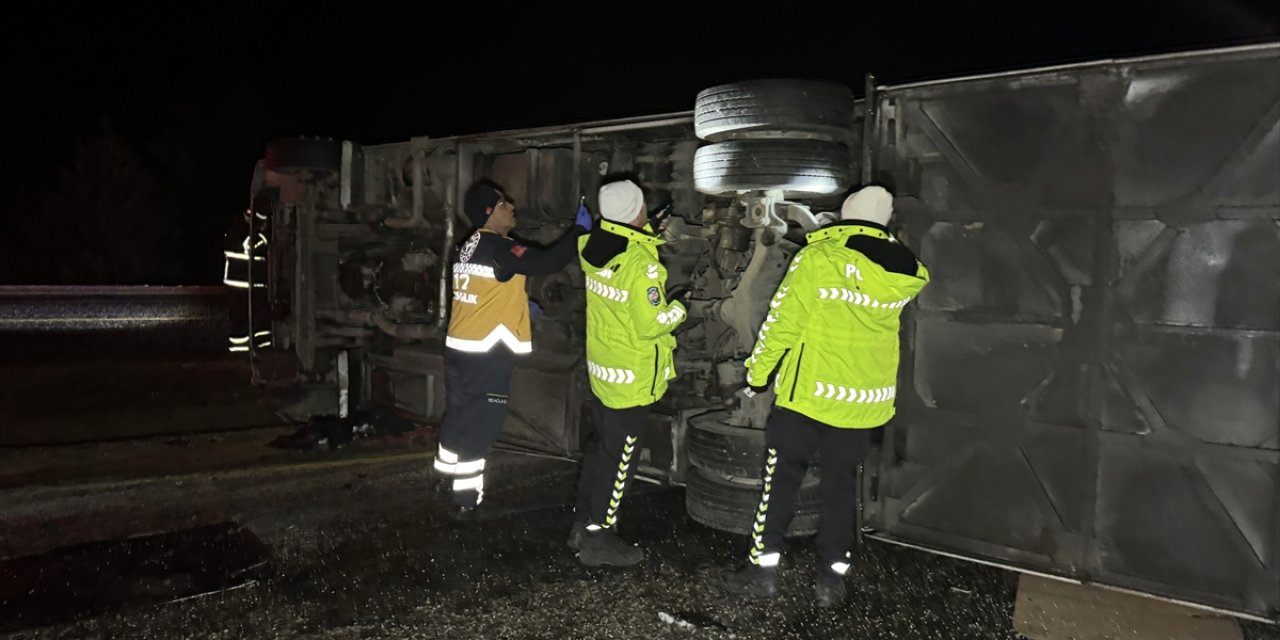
434 444 487 505
748 447 780 567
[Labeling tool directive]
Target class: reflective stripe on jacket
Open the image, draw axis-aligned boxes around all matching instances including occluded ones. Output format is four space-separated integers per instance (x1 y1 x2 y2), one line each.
746 221 929 428
579 220 685 409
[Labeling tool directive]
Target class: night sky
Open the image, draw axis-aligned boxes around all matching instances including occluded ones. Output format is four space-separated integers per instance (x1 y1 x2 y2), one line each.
2 3 1276 285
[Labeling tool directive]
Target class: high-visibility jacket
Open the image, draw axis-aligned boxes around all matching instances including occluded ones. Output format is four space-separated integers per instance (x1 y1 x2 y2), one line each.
745 221 930 428
446 226 583 354
222 211 268 292
446 229 532 353
578 220 686 409
223 209 271 352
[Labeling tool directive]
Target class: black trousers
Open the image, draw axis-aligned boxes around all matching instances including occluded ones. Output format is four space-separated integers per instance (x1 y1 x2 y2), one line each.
749 407 875 567
226 288 271 350
435 347 514 508
573 398 650 528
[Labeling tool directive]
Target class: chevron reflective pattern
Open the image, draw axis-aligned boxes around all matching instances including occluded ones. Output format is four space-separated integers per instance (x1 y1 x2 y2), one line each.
657 304 686 326
746 286 790 367
588 361 637 384
816 287 912 309
748 448 780 567
812 382 897 403
586 276 629 302
602 435 639 528
788 251 804 272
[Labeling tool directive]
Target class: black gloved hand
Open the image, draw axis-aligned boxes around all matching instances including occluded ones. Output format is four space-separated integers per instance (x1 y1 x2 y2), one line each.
666 285 692 304
649 203 673 231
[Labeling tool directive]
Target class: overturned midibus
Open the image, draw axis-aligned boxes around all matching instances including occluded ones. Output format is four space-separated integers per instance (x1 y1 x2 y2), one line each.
228 43 1280 621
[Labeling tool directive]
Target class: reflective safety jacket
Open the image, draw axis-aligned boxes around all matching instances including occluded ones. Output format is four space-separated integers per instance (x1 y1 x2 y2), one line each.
578 220 686 409
745 221 930 428
446 226 582 354
223 210 270 352
223 211 268 292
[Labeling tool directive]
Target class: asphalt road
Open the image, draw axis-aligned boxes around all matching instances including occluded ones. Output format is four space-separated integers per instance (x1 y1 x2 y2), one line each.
2 287 1275 639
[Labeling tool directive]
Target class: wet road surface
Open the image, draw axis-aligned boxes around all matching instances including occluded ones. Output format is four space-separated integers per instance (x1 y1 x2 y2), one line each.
2 289 1275 639
3 448 1277 640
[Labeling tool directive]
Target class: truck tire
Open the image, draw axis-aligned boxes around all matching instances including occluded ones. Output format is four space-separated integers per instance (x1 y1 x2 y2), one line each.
685 466 821 537
695 79 856 143
265 137 342 175
693 139 851 196
687 418 821 484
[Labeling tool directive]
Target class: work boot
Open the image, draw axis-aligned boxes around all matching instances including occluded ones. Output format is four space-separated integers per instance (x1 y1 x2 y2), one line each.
566 513 589 551
719 562 779 598
451 502 483 524
576 528 643 567
815 565 847 608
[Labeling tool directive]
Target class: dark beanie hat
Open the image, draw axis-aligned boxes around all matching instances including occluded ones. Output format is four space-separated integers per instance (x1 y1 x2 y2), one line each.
463 180 503 228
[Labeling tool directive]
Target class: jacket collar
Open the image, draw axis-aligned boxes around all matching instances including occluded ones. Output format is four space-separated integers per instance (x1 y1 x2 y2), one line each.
601 219 663 245
806 219 893 244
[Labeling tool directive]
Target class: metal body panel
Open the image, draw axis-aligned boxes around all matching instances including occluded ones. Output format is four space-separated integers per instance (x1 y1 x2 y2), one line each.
864 43 1280 620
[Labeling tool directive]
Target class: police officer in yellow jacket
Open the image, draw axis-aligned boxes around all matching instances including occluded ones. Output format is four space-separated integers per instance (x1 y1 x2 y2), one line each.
567 179 690 566
720 186 930 607
432 179 591 516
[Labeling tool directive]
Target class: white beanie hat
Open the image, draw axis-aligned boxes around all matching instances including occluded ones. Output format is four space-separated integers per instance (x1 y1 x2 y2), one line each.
841 186 893 226
598 180 645 223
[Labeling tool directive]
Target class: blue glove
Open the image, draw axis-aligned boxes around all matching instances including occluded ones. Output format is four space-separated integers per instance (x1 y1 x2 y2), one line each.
574 204 593 231
528 300 544 319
